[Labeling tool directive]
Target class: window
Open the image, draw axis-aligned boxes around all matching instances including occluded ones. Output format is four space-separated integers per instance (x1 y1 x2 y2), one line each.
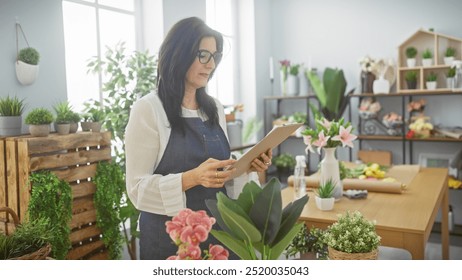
62 0 137 112
206 0 236 106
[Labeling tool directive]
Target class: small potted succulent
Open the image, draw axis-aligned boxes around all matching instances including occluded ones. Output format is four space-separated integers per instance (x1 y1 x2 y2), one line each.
425 72 437 90
405 46 418 67
444 47 456 65
81 108 104 132
0 95 26 136
16 47 40 86
314 178 336 211
421 48 433 67
53 101 79 134
25 108 54 137
405 70 418 90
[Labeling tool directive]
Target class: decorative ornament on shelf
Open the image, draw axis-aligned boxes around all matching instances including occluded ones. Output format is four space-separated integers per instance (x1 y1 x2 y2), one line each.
358 98 381 120
302 117 357 200
371 58 395 94
358 55 376 93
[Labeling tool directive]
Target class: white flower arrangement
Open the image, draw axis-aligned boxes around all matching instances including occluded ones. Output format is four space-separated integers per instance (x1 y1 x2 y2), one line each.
324 211 381 254
359 55 376 73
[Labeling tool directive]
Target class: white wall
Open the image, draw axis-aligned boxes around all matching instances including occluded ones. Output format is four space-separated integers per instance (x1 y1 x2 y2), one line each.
0 0 68 132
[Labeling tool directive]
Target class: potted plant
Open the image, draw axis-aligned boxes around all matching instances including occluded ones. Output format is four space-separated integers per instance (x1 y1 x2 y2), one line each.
446 67 456 88
272 153 296 176
314 178 336 211
324 211 381 260
284 224 328 260
405 46 418 67
421 48 433 67
444 47 456 65
405 70 418 90
426 72 437 90
24 108 54 137
0 95 26 136
80 107 104 132
15 47 40 86
53 101 79 134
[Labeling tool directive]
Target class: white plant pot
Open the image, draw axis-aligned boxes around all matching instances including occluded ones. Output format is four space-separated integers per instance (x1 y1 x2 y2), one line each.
422 58 433 67
444 56 455 66
315 196 335 211
406 58 416 67
15 60 39 86
372 76 390 94
446 77 455 89
287 75 300 96
426 81 437 90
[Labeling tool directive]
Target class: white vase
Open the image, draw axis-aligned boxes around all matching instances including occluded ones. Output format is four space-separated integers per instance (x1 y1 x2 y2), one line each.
315 196 335 211
15 60 39 86
422 58 433 67
444 56 454 66
426 81 437 90
280 70 287 96
372 76 390 94
287 75 299 96
320 147 342 200
406 58 416 67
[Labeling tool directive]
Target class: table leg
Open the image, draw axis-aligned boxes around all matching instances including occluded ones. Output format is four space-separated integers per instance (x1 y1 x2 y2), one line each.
441 181 450 260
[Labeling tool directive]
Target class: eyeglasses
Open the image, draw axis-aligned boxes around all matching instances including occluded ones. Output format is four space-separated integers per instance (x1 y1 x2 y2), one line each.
196 50 223 65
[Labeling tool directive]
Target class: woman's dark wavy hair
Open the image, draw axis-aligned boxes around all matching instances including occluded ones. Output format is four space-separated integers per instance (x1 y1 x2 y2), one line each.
157 17 223 132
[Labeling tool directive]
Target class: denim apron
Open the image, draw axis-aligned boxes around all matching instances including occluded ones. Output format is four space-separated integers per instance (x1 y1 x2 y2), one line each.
139 117 230 260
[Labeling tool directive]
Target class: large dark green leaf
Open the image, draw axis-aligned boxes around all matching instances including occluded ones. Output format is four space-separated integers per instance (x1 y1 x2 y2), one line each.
271 195 308 245
216 192 252 223
210 230 254 260
217 201 262 243
323 68 347 116
249 178 282 245
306 70 326 107
269 222 305 260
236 181 263 213
205 199 237 238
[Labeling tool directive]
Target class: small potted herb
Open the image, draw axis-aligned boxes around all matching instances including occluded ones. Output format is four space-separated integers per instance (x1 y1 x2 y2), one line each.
444 47 456 65
25 108 54 137
16 47 40 85
0 95 26 136
272 153 296 175
405 46 418 67
405 70 418 90
314 178 336 211
425 72 437 90
446 67 456 88
421 48 433 67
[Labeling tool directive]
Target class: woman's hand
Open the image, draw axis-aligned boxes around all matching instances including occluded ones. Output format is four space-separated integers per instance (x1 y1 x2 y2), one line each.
182 158 236 190
248 149 273 173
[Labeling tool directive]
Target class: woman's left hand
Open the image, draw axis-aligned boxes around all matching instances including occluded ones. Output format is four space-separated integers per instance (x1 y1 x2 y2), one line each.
248 149 273 173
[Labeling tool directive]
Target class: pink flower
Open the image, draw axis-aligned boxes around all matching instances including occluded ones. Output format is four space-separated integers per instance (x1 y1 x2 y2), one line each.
186 210 216 232
177 244 202 260
180 225 209 246
317 118 332 131
208 244 229 260
312 131 330 154
303 135 314 154
165 220 183 243
331 126 357 148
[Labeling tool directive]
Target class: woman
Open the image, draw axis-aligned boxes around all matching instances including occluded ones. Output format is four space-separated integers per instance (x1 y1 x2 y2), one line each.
125 17 272 260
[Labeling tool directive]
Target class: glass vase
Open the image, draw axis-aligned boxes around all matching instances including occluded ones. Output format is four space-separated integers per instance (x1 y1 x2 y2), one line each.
320 147 342 200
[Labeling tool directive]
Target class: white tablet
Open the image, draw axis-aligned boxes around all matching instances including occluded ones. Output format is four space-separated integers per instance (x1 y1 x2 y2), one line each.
228 122 304 179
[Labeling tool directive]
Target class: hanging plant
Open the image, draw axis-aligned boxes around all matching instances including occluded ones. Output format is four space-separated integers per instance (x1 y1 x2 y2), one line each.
27 171 72 260
15 23 40 85
94 161 125 259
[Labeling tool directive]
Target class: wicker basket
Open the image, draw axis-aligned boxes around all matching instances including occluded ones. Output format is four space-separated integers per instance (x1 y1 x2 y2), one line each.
328 246 378 260
0 206 52 260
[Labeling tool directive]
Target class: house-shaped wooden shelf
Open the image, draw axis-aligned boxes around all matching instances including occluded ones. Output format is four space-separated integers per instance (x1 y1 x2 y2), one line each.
397 29 462 93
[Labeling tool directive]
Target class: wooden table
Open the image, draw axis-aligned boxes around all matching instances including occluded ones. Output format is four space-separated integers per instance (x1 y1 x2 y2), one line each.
282 167 450 260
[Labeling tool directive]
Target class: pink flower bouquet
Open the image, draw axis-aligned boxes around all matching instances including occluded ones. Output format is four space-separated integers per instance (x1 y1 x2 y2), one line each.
302 117 357 154
165 208 229 260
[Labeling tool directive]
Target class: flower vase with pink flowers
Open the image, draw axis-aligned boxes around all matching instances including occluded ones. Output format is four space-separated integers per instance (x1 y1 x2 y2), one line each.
165 208 229 260
302 117 357 200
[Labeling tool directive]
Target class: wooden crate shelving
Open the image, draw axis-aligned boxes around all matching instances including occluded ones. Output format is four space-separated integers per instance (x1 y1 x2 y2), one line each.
5 131 112 259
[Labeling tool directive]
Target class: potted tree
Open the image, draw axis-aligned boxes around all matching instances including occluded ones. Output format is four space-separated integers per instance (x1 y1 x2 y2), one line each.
426 72 437 90
16 47 40 86
444 47 456 65
421 48 433 67
314 178 336 211
405 70 418 90
0 95 26 136
25 108 54 137
405 46 418 67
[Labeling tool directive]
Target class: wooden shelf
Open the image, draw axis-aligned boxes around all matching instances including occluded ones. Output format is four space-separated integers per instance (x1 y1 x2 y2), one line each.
358 134 462 142
263 95 316 101
358 135 403 141
350 91 462 97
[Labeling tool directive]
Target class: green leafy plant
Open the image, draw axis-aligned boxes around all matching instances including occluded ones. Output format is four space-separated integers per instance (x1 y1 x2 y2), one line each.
0 95 26 116
17 47 40 65
306 67 353 121
25 108 54 125
53 101 77 124
284 224 328 260
0 216 53 259
422 48 432 59
86 41 157 259
315 178 336 198
272 153 296 171
27 171 72 259
94 161 125 259
242 116 263 145
288 112 307 124
205 178 309 260
447 67 456 78
426 72 437 82
445 47 456 57
324 211 381 254
405 70 418 82
405 46 418 58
